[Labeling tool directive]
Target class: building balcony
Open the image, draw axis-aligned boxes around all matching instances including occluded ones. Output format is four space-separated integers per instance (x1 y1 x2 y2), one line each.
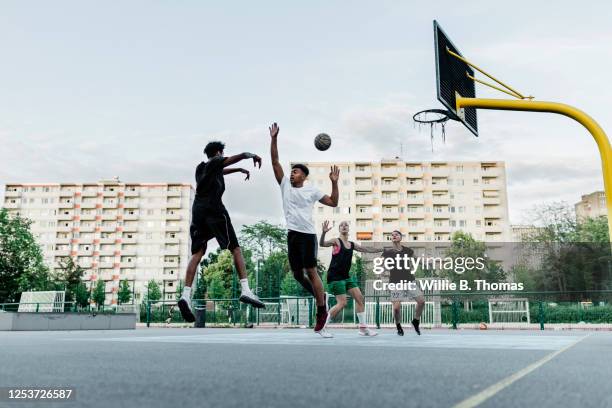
165 237 180 244
121 262 136 269
121 247 137 256
164 261 180 268
57 213 74 221
354 180 373 191
381 196 399 206
80 225 96 233
405 196 424 205
102 202 118 209
123 213 139 220
164 247 180 256
80 213 96 221
355 195 373 205
381 210 400 219
123 200 139 209
81 201 97 209
483 197 501 205
98 262 114 269
99 225 115 233
381 181 400 191
406 225 426 233
3 201 20 209
99 249 116 256
166 213 182 221
355 223 374 232
406 211 425 219
78 249 94 256
103 190 119 197
121 237 138 244
99 237 116 245
433 211 450 219
124 190 139 197
405 165 423 177
380 168 399 177
433 225 452 233
54 249 71 257
481 167 500 177
354 167 372 177
432 196 451 205
58 201 74 209
430 167 449 177
5 190 21 198
57 225 73 233
55 237 70 245
82 189 98 197
406 182 424 191
484 224 504 233
123 224 138 232
102 214 117 221
166 200 182 209
59 189 75 197
355 209 372 219
166 189 182 197
165 225 181 233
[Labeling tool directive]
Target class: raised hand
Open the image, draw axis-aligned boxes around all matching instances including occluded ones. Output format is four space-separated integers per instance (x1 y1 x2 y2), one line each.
240 169 250 180
269 122 279 138
329 165 340 183
322 220 332 233
252 155 262 168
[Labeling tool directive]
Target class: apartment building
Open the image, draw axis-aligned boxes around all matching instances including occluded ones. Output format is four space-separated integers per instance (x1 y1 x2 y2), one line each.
3 179 194 305
295 159 511 262
575 191 607 221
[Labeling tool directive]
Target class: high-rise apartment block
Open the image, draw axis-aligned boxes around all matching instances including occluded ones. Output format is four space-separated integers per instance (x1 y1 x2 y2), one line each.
3 179 194 304
297 160 511 261
575 191 607 221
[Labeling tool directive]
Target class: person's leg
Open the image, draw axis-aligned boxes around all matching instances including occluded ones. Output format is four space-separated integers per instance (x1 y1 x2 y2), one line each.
411 293 425 335
348 287 377 336
305 266 325 307
178 249 205 323
393 300 404 336
329 294 347 320
292 269 316 296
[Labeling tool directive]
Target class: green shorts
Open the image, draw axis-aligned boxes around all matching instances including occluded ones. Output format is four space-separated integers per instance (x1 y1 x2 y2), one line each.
328 277 359 296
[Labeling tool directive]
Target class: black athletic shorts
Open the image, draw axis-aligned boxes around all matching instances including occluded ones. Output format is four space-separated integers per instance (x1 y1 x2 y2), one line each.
287 230 318 271
190 204 239 254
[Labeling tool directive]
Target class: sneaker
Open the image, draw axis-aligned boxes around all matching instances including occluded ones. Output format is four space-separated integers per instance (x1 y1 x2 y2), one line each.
239 291 266 309
396 323 404 336
358 326 378 337
178 298 195 323
412 318 421 335
314 310 328 332
317 328 334 338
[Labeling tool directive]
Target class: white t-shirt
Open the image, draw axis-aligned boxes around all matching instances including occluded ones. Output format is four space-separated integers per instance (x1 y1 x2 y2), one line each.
280 176 325 234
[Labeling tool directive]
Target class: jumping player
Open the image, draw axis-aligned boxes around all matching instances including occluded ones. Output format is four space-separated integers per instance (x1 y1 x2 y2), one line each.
319 220 381 336
269 122 339 337
382 230 425 336
178 141 265 323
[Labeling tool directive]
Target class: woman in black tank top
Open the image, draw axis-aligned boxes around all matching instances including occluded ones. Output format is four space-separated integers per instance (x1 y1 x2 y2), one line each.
319 220 383 336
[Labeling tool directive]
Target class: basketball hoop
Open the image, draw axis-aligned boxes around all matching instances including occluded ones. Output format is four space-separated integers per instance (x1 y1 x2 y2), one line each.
413 108 458 151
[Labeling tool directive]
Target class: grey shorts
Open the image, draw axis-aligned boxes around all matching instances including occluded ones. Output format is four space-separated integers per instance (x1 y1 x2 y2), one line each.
390 285 424 302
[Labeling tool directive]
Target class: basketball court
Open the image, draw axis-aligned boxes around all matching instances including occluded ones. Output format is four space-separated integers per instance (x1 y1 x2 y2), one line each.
1 328 611 408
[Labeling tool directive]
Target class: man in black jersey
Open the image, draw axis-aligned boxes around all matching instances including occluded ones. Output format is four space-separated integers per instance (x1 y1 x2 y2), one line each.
381 230 425 336
178 141 265 323
319 220 381 336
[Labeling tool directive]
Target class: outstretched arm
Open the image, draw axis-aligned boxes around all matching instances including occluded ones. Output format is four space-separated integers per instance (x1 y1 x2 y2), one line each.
269 123 284 185
223 152 262 168
319 221 338 247
353 242 382 253
319 165 339 207
223 168 250 180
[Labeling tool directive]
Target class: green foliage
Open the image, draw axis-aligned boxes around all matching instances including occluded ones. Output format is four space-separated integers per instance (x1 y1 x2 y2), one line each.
257 251 288 298
240 221 287 260
439 231 505 288
525 203 611 291
118 280 132 304
145 280 162 304
74 282 90 309
280 271 302 296
350 256 365 287
202 250 234 300
92 280 106 309
0 209 51 302
54 257 87 304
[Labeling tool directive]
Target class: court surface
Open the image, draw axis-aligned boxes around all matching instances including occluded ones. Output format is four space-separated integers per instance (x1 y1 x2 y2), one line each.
1 328 611 408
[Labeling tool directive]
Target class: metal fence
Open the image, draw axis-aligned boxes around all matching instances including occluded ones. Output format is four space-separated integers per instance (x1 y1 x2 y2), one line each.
140 290 612 330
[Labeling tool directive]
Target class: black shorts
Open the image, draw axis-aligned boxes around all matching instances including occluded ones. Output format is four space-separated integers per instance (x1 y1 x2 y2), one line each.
287 230 318 271
190 206 239 255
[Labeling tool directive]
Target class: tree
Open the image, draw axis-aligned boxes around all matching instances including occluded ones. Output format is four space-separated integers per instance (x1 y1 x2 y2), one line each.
118 280 132 304
202 250 234 300
280 271 302 296
54 257 86 305
92 280 106 310
74 282 90 309
145 280 162 304
0 209 51 302
240 221 287 260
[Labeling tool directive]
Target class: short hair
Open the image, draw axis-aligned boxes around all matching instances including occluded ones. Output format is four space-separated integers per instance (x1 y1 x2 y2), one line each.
204 141 225 158
291 164 309 177
392 230 403 238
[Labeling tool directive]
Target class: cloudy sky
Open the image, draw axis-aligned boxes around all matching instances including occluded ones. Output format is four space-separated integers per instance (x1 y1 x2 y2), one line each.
1 1 610 229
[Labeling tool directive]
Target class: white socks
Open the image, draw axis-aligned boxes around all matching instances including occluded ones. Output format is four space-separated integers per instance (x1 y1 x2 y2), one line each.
357 312 366 326
240 278 251 294
181 286 191 300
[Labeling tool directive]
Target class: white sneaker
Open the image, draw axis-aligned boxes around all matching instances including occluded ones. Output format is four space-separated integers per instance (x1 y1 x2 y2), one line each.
239 291 265 309
316 328 334 338
358 326 378 337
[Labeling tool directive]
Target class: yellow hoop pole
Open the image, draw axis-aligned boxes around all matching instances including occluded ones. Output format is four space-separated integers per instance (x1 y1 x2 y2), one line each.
456 97 612 243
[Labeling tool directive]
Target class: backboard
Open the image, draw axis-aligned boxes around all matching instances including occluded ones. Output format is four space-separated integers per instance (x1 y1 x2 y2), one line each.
434 20 478 137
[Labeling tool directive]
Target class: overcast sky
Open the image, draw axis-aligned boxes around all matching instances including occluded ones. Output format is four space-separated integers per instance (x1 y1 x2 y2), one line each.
1 1 610 229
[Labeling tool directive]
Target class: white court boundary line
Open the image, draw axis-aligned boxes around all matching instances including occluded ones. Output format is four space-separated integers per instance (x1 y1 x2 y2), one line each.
453 334 591 408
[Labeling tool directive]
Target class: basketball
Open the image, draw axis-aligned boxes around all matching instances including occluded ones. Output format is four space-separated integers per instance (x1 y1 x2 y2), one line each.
314 133 332 151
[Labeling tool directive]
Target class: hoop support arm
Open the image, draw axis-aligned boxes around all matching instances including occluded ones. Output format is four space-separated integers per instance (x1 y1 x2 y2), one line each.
456 97 612 244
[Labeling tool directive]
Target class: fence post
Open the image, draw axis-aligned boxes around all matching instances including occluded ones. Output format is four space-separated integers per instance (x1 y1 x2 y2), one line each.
451 297 459 330
539 301 545 331
308 297 313 328
375 296 380 329
146 301 151 328
296 298 300 326
277 297 281 325
36 303 39 313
